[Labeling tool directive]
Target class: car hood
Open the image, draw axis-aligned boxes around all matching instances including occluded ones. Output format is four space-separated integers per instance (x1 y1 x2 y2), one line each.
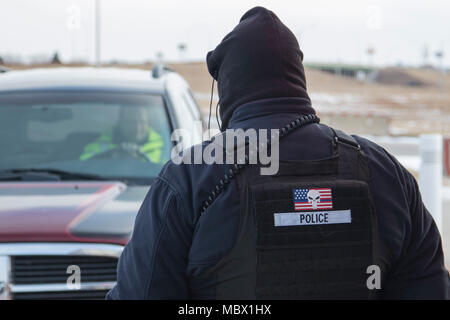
0 181 149 246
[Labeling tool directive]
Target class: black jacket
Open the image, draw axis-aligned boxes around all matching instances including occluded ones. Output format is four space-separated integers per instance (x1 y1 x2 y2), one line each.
108 7 449 299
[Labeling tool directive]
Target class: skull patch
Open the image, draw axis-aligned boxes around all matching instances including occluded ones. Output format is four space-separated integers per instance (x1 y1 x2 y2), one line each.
306 189 321 209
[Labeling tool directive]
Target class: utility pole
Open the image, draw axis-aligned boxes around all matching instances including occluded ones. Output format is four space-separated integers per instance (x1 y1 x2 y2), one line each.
422 44 429 67
367 46 375 67
177 43 187 62
95 0 101 67
435 49 445 93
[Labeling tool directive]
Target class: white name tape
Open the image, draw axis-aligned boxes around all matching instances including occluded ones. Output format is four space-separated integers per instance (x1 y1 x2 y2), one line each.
274 210 352 227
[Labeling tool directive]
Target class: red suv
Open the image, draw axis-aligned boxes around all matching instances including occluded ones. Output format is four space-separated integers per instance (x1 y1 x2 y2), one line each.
0 66 204 299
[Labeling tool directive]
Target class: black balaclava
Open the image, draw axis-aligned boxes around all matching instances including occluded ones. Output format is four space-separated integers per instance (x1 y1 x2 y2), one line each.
206 6 312 130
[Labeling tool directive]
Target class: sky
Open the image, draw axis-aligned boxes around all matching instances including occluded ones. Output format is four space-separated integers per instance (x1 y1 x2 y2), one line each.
1 0 449 67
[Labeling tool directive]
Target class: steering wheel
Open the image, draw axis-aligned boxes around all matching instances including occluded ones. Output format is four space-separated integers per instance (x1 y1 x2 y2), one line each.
89 143 151 162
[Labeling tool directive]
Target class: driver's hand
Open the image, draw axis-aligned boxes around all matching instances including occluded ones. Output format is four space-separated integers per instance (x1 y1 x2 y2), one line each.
120 142 140 153
119 143 151 162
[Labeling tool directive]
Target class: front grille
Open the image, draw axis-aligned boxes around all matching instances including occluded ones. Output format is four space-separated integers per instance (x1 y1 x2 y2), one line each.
10 255 118 300
12 289 111 300
11 256 118 284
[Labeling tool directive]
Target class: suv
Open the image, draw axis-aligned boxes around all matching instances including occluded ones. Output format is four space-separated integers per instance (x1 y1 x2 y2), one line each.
0 66 204 299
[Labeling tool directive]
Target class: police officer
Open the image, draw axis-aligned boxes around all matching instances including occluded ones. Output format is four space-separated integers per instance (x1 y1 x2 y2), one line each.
107 7 449 299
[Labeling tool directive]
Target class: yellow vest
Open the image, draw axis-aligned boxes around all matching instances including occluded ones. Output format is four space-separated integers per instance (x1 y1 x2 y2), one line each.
80 128 164 163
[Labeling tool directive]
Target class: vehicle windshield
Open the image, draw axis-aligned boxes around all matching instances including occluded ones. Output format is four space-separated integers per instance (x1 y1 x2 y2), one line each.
0 91 173 184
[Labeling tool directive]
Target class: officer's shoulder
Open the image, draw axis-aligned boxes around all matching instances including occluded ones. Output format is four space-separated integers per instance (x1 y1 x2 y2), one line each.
353 135 393 159
353 134 411 177
353 135 387 155
157 140 214 187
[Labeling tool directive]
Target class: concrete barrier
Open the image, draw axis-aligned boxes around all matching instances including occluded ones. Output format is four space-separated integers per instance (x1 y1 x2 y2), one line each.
419 135 443 232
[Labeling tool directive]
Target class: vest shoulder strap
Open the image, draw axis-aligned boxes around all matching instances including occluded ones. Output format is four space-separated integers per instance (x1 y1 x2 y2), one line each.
333 129 360 150
331 128 371 182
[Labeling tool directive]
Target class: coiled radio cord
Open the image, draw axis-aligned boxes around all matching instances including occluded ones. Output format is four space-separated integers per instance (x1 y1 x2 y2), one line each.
199 113 320 215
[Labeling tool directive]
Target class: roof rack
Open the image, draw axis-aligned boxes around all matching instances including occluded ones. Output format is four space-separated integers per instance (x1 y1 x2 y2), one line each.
0 66 10 73
151 64 173 79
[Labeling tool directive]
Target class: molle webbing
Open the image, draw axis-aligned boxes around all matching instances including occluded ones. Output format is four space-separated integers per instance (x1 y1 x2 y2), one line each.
201 124 379 299
250 131 376 299
254 180 374 299
199 114 320 215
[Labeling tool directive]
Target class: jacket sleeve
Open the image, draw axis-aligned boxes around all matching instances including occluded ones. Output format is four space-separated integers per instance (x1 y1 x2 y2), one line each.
106 177 193 299
383 164 450 299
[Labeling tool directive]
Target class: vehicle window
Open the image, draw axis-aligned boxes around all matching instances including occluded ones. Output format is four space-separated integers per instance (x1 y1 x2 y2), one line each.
26 103 121 142
0 91 172 184
167 85 203 147
182 90 201 121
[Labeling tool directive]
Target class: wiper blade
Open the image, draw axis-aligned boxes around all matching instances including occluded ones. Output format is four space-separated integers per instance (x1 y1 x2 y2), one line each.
0 168 110 181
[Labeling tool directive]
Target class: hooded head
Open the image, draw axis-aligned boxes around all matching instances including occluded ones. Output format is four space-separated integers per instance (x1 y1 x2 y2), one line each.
207 6 311 130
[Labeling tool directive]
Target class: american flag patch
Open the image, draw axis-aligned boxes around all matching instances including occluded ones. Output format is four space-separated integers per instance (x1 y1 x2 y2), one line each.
293 188 333 211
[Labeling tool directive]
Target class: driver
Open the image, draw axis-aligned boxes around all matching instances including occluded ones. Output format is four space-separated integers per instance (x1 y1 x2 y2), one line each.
80 106 164 163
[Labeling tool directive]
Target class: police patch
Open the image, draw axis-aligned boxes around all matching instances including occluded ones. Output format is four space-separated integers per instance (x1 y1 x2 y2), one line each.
293 188 333 211
274 210 352 227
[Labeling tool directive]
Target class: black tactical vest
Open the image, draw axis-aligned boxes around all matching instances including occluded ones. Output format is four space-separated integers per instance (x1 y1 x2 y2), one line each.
198 125 384 299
